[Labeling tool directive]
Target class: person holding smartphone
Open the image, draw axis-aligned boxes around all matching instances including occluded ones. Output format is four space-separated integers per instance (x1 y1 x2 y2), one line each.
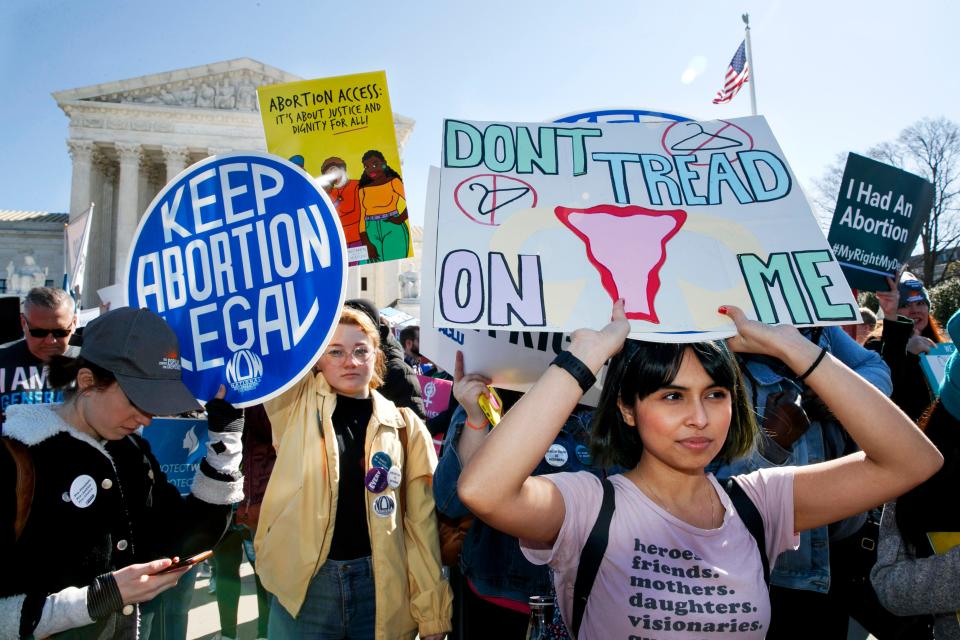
0 307 243 640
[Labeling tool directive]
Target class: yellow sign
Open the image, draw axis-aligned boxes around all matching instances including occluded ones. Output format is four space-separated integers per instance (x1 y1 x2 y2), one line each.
258 71 412 266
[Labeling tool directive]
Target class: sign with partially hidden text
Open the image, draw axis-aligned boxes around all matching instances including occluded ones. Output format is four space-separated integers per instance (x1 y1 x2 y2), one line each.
141 418 210 497
827 153 934 291
432 116 858 341
420 167 602 405
258 71 413 267
126 153 348 407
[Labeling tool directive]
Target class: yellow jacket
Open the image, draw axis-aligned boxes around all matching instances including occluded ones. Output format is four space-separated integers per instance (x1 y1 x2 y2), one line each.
254 371 452 639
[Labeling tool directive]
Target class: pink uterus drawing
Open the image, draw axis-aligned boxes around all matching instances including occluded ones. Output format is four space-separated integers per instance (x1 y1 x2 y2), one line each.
554 204 687 323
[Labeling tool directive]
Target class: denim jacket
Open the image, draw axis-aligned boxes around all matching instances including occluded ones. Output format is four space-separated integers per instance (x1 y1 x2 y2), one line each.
710 326 892 593
433 405 601 603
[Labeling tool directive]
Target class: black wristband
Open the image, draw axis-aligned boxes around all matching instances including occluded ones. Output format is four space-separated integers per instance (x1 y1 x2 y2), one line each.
87 572 124 620
551 351 597 393
204 398 243 433
796 347 828 383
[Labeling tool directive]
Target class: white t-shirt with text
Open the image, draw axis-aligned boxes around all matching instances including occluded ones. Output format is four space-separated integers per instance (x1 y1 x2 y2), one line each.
521 468 798 639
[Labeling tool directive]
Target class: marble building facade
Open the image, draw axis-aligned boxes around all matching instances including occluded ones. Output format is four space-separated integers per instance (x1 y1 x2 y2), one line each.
54 57 421 311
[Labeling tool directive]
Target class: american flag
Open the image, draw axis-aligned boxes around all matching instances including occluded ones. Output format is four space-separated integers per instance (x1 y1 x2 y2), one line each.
713 41 750 104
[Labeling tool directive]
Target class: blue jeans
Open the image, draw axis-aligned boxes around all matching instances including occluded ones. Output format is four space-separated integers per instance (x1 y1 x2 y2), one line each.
268 556 375 639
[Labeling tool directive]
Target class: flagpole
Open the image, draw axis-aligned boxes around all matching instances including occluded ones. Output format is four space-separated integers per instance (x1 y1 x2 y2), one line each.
742 13 758 116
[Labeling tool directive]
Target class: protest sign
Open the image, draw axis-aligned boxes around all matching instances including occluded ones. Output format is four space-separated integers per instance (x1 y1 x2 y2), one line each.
141 417 210 497
432 116 858 341
420 167 603 404
125 152 347 408
417 374 452 420
827 153 934 291
921 342 957 396
553 107 690 124
258 71 413 267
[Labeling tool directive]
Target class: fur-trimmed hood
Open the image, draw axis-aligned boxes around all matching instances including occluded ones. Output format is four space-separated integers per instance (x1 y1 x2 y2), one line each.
3 403 111 458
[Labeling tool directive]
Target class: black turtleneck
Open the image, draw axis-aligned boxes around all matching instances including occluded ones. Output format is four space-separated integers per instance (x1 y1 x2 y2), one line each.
327 394 374 560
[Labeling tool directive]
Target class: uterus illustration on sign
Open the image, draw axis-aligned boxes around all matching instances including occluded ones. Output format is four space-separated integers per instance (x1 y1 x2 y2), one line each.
554 205 687 324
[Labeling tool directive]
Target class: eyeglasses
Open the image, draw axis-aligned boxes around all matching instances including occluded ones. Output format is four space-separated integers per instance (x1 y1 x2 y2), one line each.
324 346 374 363
22 316 72 339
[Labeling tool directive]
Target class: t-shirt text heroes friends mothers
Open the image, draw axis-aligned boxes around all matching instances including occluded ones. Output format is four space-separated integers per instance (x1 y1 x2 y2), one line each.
127 153 347 407
433 117 857 340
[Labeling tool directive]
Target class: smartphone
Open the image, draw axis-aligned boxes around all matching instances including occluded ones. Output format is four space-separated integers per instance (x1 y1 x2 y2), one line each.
478 386 503 427
159 550 213 574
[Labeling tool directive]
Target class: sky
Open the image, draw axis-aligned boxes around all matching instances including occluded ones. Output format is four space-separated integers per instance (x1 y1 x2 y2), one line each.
1 0 958 229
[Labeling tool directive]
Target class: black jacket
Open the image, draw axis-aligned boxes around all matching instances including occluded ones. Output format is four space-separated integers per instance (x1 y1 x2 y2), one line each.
378 331 427 420
864 316 935 421
0 404 239 639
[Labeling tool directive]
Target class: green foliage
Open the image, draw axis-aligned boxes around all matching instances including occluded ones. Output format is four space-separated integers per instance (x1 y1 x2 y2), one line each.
929 277 960 326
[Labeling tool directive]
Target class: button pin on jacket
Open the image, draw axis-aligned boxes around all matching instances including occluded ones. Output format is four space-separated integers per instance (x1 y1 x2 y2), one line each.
545 444 569 468
371 451 392 470
69 475 97 508
373 495 396 517
387 466 402 489
365 467 388 493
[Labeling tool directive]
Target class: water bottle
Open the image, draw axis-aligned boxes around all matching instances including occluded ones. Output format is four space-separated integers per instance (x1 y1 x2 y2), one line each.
526 595 555 640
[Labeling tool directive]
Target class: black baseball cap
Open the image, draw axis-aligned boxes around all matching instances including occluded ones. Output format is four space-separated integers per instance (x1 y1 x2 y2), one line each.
80 307 201 416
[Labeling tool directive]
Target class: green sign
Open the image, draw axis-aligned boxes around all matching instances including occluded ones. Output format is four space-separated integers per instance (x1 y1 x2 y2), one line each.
827 153 933 291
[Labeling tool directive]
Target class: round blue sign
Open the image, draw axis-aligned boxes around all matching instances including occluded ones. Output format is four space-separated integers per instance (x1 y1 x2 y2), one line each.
552 108 691 125
125 152 347 408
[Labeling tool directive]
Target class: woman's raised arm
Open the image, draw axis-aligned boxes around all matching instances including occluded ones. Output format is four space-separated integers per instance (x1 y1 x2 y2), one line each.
457 301 629 543
722 305 943 532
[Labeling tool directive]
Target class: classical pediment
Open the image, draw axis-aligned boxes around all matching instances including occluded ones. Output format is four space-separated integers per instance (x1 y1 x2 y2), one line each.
52 58 302 113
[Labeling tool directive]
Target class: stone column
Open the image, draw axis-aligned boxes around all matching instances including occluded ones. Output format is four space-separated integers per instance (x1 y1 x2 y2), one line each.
162 145 190 183
67 140 95 221
114 142 143 279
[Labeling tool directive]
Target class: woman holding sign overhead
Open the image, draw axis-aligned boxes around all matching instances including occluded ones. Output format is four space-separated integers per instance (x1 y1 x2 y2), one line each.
458 300 941 639
255 306 451 640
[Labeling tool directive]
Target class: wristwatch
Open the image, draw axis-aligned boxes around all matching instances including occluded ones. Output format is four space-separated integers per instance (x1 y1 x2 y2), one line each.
551 351 596 393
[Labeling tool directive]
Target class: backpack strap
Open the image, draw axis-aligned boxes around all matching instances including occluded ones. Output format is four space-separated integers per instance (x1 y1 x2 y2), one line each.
723 478 769 584
2 437 35 542
571 477 616 638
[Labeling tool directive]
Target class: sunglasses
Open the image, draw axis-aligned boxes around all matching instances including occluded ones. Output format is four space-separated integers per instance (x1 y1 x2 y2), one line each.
23 316 72 339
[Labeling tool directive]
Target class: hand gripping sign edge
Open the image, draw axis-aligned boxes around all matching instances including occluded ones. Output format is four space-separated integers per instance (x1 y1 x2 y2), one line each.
124 151 348 408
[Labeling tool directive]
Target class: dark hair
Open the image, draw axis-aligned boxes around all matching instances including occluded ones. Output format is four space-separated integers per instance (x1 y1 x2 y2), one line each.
47 355 117 398
590 339 757 469
358 150 401 187
897 400 960 549
399 325 419 345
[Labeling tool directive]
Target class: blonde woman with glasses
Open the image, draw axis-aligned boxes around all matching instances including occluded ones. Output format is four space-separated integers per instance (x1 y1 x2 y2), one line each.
255 306 451 640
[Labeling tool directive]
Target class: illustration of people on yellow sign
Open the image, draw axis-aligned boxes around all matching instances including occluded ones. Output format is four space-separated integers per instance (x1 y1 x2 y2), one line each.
257 71 413 266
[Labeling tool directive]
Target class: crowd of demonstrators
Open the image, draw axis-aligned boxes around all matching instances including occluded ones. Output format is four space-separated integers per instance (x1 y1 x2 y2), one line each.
0 287 78 428
865 275 946 421
433 352 606 638
709 323 895 638
209 404 276 640
454 301 942 639
871 309 960 639
254 306 451 639
0 307 244 639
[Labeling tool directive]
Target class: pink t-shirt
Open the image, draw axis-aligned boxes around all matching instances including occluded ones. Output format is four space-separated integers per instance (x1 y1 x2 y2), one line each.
521 468 798 639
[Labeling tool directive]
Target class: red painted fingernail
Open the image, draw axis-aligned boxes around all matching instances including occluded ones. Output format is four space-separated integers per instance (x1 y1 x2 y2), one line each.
718 306 728 314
